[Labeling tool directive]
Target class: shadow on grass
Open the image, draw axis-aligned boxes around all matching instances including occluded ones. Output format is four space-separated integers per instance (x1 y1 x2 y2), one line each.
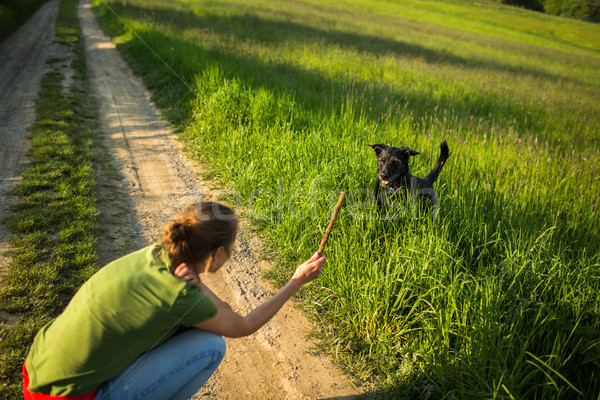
105 2 598 90
102 8 540 135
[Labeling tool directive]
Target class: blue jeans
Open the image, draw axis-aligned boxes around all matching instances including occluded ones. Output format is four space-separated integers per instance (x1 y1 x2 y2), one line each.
94 329 225 400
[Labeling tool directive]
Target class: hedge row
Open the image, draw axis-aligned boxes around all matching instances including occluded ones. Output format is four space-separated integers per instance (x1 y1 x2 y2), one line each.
501 0 600 21
0 0 51 41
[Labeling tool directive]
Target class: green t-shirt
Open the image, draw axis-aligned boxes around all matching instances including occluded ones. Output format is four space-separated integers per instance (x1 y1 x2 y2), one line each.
25 244 217 396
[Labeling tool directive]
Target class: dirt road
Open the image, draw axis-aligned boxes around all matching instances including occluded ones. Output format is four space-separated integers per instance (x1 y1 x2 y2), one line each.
0 0 359 398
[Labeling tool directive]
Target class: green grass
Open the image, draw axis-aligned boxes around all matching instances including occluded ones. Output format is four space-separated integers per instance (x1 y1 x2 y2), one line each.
91 0 600 398
0 0 100 397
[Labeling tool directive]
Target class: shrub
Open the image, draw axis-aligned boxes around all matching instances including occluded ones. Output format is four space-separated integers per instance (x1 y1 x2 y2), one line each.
500 0 545 12
0 0 50 40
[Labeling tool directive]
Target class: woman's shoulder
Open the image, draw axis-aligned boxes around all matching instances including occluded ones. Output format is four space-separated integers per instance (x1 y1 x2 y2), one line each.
101 244 165 270
88 244 187 309
87 244 170 293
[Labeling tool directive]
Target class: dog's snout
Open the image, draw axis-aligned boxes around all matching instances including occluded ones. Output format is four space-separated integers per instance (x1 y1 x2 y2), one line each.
379 161 406 178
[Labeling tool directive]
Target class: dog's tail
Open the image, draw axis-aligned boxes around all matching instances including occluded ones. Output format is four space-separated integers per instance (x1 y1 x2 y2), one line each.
423 139 450 184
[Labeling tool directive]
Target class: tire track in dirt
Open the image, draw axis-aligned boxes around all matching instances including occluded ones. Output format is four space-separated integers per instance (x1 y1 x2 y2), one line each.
78 0 359 398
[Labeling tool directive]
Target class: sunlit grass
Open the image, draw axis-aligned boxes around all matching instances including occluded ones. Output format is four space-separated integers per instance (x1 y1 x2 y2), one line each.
92 0 600 397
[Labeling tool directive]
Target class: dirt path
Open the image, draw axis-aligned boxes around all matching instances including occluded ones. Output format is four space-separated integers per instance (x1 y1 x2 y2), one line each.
0 0 359 398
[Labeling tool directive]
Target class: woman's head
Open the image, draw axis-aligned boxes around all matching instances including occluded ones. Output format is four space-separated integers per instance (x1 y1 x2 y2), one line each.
162 202 238 271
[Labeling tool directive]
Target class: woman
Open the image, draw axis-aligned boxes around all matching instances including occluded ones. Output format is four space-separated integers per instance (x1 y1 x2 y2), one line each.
23 202 326 399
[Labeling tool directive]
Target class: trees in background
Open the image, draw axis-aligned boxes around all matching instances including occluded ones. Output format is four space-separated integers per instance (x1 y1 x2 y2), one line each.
501 0 600 21
0 0 50 41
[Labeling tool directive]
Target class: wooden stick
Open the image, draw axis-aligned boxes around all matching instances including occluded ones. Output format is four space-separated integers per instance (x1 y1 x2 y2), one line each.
317 191 345 254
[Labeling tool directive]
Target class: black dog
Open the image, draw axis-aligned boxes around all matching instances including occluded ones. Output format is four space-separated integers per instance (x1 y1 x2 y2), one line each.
368 140 450 217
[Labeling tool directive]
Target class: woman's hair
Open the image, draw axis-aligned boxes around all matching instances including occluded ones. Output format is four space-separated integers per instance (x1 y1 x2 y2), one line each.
162 202 238 267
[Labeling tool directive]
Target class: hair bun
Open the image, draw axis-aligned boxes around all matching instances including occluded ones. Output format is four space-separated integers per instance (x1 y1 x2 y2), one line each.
169 221 187 243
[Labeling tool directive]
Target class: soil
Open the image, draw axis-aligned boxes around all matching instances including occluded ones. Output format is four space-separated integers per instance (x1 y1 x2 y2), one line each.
0 0 360 398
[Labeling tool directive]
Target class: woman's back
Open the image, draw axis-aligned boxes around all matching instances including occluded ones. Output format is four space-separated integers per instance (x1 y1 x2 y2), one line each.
25 244 216 396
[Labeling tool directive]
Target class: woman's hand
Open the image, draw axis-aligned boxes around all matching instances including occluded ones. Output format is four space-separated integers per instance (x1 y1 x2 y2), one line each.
291 252 326 284
173 263 200 284
194 252 326 338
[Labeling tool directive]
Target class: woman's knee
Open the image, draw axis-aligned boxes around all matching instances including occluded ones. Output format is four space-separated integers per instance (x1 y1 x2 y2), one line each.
206 332 226 359
185 329 226 361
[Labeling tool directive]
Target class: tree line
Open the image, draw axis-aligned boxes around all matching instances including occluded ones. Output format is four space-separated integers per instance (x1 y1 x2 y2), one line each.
0 0 50 40
502 0 600 22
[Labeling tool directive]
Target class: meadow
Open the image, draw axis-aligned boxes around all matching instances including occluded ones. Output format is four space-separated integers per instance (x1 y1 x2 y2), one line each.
91 0 600 397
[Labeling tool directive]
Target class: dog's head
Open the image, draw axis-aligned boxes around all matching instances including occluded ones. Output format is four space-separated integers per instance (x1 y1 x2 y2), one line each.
368 144 421 188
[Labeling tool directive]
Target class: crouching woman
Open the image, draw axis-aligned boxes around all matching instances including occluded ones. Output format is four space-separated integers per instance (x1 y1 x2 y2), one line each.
23 202 325 399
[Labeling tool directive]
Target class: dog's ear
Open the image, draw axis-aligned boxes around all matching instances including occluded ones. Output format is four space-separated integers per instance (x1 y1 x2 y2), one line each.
399 147 421 157
368 144 387 157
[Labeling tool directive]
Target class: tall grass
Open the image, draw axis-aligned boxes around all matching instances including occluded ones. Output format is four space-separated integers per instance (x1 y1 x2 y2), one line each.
92 0 600 397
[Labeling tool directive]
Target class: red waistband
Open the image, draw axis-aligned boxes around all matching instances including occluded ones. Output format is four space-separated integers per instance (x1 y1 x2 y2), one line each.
23 363 98 400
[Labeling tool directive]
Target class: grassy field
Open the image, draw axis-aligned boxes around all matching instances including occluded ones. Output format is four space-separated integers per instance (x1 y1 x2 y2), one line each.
91 0 600 398
0 0 101 397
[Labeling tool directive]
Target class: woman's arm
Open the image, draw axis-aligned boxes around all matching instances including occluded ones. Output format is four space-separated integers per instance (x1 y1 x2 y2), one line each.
193 252 325 338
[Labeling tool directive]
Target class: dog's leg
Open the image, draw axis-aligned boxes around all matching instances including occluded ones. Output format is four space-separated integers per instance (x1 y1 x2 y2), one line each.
410 176 418 219
422 188 440 220
374 180 385 211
